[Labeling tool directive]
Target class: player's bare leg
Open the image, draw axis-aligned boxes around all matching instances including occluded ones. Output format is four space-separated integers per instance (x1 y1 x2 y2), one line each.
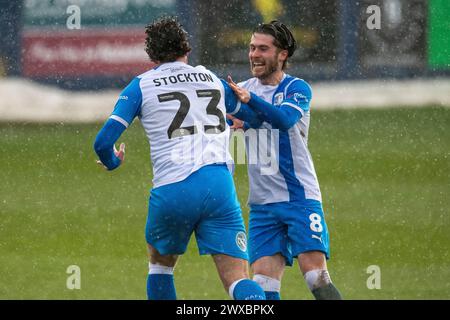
298 250 327 273
298 251 343 300
146 244 178 299
252 254 285 280
147 244 178 266
213 254 249 290
251 253 285 300
213 254 265 300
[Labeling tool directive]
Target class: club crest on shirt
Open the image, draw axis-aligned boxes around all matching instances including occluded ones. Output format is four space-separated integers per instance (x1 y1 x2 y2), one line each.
274 93 284 106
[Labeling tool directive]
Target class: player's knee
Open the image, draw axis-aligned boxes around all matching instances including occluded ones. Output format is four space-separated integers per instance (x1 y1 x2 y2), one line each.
147 244 178 267
252 266 282 281
298 251 327 274
251 255 285 280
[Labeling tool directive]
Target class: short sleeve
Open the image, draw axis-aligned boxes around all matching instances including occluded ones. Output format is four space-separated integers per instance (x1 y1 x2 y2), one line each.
281 79 312 115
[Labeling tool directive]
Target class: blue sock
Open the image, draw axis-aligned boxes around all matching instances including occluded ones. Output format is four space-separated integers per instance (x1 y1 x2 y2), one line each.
264 291 280 300
232 279 266 300
147 274 176 300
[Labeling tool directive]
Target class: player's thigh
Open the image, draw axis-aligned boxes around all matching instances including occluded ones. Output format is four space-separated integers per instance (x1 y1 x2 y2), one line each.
194 166 248 260
285 201 330 260
145 181 201 255
248 205 293 266
195 202 248 260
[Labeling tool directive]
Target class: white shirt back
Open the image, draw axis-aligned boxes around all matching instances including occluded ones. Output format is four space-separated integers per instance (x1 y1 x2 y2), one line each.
138 61 233 188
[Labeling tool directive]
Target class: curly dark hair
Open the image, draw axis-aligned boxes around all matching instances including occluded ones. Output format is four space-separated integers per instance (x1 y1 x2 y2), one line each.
145 16 191 63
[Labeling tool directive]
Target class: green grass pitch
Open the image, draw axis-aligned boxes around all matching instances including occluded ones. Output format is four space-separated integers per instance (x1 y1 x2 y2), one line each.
0 107 449 299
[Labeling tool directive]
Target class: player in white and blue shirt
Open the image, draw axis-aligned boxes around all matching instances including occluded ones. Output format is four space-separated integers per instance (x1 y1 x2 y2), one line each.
94 17 265 300
227 21 343 300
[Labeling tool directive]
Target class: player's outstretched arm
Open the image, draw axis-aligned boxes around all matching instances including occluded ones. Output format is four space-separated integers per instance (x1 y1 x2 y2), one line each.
246 93 301 131
94 118 127 170
94 77 141 170
227 76 305 131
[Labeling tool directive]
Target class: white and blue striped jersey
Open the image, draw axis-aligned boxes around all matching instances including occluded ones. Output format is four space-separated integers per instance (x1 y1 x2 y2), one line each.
239 74 322 205
110 61 234 188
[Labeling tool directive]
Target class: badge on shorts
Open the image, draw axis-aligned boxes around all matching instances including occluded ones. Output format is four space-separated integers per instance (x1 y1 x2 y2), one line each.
236 232 247 252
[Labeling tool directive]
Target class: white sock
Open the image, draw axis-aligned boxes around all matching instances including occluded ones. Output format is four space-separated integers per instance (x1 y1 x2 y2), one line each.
304 269 332 291
253 274 281 292
148 263 174 275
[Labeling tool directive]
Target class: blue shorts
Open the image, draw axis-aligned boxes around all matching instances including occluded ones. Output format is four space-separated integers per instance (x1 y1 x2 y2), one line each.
248 200 330 266
145 164 248 260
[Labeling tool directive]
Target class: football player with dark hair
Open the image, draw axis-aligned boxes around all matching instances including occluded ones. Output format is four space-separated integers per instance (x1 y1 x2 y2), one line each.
227 20 343 300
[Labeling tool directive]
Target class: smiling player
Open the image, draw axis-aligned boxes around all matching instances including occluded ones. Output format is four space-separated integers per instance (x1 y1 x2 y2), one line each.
227 20 343 300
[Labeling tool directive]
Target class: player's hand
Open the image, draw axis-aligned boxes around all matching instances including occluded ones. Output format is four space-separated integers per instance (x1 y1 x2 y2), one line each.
227 75 250 104
226 114 244 130
114 142 126 162
96 142 125 170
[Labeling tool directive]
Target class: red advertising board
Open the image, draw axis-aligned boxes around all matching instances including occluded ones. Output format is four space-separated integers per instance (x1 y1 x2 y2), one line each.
22 28 155 77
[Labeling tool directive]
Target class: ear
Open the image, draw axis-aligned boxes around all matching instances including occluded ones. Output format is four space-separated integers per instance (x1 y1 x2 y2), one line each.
278 49 288 64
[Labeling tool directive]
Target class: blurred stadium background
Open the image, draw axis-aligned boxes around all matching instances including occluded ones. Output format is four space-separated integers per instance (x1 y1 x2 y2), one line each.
0 0 449 299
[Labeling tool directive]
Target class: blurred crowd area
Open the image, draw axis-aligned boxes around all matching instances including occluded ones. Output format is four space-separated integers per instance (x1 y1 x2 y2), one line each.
0 0 449 90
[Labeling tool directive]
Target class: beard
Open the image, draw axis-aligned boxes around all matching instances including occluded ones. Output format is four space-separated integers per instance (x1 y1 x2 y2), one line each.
250 57 279 80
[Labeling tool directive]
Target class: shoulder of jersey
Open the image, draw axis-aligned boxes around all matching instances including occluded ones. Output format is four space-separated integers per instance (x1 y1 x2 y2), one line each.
137 63 195 79
136 68 157 79
194 65 208 72
285 74 310 86
287 76 312 92
194 65 219 78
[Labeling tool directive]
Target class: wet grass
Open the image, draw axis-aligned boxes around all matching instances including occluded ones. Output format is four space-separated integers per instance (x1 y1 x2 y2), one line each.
0 107 449 299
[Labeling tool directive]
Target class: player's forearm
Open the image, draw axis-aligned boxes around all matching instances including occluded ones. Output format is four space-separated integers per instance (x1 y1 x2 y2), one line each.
94 118 126 170
232 102 260 122
248 92 301 131
244 116 264 130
